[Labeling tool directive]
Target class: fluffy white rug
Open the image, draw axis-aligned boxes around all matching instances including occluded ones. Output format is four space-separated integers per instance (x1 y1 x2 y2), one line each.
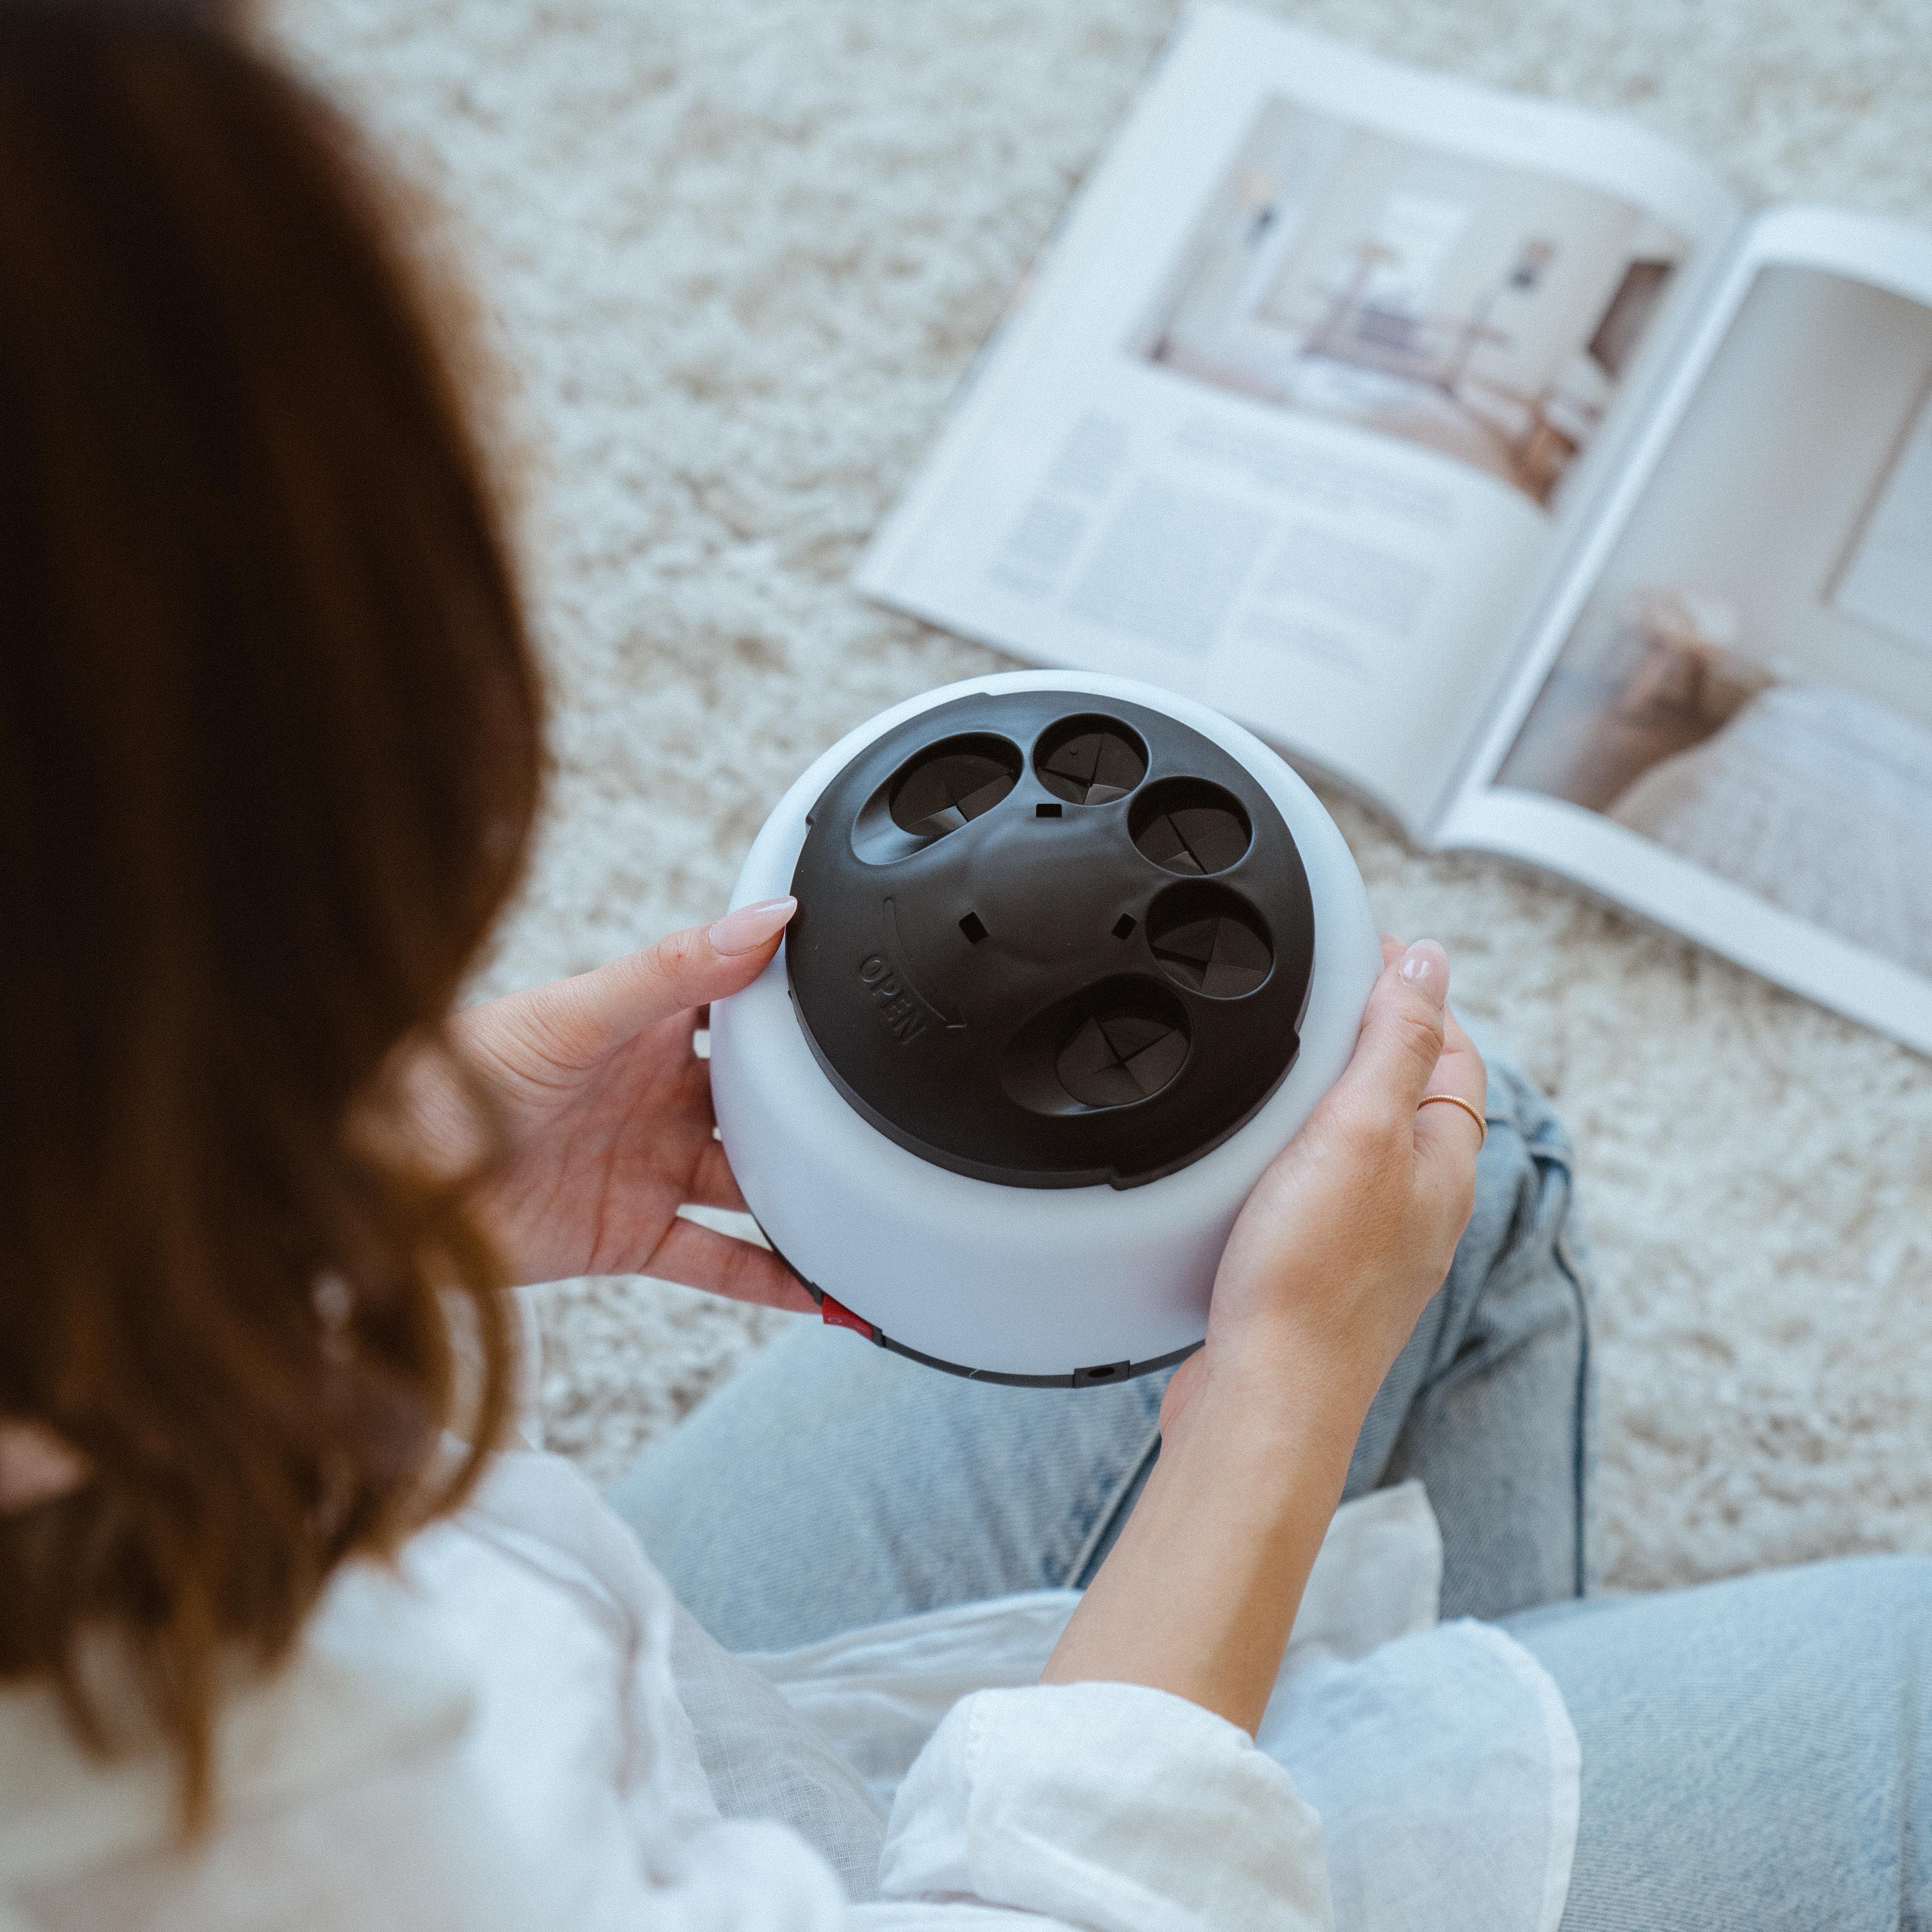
284 0 1932 1592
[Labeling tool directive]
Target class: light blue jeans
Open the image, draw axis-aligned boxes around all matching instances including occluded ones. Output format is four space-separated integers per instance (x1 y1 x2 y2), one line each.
611 1045 1932 1929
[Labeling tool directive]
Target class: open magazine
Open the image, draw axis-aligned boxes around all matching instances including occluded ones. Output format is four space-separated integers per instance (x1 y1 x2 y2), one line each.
856 4 1932 1054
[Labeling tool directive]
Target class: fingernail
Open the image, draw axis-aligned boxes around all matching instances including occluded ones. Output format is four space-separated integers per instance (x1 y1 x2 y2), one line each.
710 896 797 955
1398 938 1449 1008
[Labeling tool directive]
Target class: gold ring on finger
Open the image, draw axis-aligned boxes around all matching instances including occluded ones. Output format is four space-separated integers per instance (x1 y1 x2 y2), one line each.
1417 1092 1487 1148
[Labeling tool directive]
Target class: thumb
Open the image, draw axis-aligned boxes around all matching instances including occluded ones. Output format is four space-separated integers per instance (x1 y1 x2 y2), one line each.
527 897 797 1062
1326 939 1450 1139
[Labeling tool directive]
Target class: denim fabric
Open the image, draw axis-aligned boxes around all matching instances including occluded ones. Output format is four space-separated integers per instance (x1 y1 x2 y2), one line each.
1349 1032 1592 1616
1506 1558 1932 1931
607 1037 1590 1649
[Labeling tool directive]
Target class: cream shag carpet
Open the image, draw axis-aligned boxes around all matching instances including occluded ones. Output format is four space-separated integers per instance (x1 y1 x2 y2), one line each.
284 0 1932 1592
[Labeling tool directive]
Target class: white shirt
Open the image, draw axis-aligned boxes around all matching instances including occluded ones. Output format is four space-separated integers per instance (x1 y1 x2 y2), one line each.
0 1451 1576 1932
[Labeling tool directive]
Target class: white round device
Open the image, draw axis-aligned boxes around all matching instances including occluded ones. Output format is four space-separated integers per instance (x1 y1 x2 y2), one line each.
710 671 1379 1386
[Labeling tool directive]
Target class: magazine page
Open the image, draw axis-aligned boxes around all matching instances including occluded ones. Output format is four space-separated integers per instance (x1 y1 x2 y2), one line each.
1442 207 1932 1052
856 3 1738 829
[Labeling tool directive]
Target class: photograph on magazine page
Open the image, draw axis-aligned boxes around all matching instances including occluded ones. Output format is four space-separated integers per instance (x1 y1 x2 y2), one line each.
1127 98 1690 508
1496 263 1932 976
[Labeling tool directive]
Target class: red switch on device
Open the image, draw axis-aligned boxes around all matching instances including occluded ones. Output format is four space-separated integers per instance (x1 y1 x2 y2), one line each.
820 1293 878 1342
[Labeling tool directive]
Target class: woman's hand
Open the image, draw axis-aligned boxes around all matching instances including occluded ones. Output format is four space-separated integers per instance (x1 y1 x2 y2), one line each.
1161 935 1486 1440
441 897 813 1311
1041 937 1485 1733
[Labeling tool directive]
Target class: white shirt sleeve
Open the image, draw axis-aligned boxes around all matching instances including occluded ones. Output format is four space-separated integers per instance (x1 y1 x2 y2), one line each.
876 1680 1333 1932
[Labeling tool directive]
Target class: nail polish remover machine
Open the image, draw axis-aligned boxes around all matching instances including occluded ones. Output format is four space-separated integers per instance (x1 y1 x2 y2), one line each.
710 671 1379 1387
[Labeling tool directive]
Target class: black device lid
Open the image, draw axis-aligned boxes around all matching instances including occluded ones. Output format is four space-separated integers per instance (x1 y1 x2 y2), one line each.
784 690 1315 1190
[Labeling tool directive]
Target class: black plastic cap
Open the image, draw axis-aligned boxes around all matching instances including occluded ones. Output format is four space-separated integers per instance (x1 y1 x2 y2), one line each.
785 691 1314 1189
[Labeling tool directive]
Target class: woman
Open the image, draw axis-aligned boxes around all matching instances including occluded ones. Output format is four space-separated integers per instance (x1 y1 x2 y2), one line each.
0 5 1924 1929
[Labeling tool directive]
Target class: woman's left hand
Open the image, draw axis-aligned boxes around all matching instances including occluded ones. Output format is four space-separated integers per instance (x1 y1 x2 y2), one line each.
443 897 812 1309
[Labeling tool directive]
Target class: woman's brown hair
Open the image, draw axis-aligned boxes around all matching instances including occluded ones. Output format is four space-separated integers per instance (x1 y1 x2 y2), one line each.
0 0 542 1823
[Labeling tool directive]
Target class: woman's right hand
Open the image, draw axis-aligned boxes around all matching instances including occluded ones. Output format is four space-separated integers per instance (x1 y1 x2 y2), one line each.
1164 936 1487 1441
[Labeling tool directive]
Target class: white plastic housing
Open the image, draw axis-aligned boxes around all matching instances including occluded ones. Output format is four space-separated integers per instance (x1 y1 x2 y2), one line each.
710 671 1380 1379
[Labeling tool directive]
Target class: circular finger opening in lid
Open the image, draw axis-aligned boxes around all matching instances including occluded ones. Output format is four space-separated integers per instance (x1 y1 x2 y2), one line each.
1130 777 1251 876
1034 715 1149 806
1148 883 1273 998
